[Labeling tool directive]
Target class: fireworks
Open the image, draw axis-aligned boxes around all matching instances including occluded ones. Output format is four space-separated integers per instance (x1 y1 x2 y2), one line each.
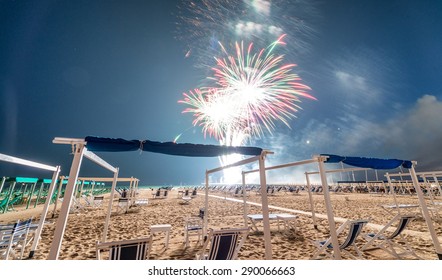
179 35 315 145
175 0 318 66
176 0 317 183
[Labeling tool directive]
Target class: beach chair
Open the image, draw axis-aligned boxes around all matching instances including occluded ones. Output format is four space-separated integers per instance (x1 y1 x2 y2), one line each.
0 218 33 260
96 236 153 260
361 214 420 259
312 219 369 259
133 198 148 207
92 196 104 208
191 188 197 198
161 189 168 199
81 194 93 207
152 189 160 199
116 198 129 214
184 217 203 247
196 227 250 260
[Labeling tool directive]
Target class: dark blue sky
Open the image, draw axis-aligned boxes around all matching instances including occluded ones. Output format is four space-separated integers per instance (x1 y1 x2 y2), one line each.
1 0 441 185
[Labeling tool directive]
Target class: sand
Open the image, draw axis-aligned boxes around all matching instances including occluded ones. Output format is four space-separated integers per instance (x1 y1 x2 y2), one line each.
1 188 441 260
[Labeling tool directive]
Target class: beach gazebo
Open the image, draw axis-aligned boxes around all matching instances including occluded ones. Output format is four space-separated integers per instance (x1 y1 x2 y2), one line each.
48 136 265 260
240 154 442 260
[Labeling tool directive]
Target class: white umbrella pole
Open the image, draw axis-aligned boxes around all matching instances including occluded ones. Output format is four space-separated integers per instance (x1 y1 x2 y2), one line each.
51 176 64 218
409 164 442 259
0 177 5 194
259 154 272 260
305 173 317 229
204 171 209 237
102 168 119 242
318 157 341 259
242 172 248 227
30 166 61 257
48 144 85 260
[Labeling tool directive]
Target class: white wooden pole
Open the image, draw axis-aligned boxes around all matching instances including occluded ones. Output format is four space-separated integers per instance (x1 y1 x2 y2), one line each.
48 144 85 260
242 172 248 227
305 172 318 229
29 166 61 257
259 153 272 260
102 168 119 242
0 177 5 194
52 176 65 218
318 156 342 259
409 164 442 259
204 171 209 237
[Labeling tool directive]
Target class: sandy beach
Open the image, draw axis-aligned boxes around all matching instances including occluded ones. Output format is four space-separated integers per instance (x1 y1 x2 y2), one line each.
1 187 441 260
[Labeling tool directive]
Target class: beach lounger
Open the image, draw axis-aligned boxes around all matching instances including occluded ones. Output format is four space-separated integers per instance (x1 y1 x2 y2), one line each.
116 198 129 214
152 189 160 199
133 198 148 207
312 219 369 259
92 196 104 208
0 218 33 260
181 196 192 204
191 188 197 198
96 236 152 260
361 214 420 259
196 227 250 260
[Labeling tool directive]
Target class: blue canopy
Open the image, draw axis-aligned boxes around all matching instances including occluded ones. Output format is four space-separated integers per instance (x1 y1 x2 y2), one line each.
321 154 413 169
85 136 263 157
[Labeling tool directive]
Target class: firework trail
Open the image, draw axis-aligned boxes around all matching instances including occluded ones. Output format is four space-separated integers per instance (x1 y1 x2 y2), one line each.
179 35 315 182
175 0 318 67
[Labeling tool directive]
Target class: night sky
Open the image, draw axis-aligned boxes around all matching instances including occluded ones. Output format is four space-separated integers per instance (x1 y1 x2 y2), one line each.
1 0 441 185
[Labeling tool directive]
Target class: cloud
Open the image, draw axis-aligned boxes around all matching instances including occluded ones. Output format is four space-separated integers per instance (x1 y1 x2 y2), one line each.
249 94 442 184
335 71 368 92
297 95 442 170
235 21 283 38
250 0 271 16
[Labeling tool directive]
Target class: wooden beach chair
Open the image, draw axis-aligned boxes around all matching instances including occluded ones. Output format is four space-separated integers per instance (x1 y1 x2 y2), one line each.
116 198 129 214
361 214 420 259
196 227 249 260
312 219 369 259
96 236 152 260
183 217 203 247
0 218 33 260
152 189 160 199
92 196 104 208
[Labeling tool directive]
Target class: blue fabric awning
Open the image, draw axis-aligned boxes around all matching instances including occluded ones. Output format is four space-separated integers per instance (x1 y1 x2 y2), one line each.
85 136 263 157
321 154 413 169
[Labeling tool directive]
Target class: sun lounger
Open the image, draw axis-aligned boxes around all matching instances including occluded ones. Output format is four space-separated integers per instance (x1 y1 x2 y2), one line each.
0 218 33 260
196 227 250 260
96 236 152 260
312 219 369 259
361 214 420 259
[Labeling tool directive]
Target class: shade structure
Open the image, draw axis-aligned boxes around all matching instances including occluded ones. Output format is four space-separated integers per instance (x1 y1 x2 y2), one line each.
49 136 265 260
205 151 273 259
323 154 441 260
0 152 60 258
85 136 263 157
322 154 413 169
